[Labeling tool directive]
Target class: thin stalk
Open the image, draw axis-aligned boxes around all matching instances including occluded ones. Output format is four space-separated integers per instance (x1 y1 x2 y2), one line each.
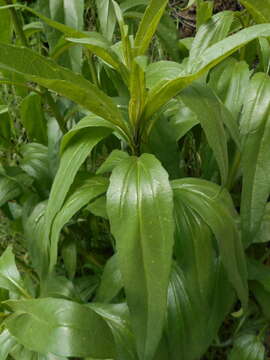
4 0 28 47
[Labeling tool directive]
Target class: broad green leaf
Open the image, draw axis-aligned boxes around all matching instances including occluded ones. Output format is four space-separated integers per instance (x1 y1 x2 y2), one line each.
180 83 240 185
171 178 248 308
228 334 265 360
96 0 116 41
0 43 125 130
134 0 168 56
258 37 270 72
90 303 138 360
166 261 233 360
240 73 270 245
239 0 270 24
146 61 185 90
5 298 116 359
208 58 250 120
49 174 109 271
143 24 270 121
61 239 77 280
40 275 80 301
107 154 174 360
0 329 17 360
189 11 234 67
95 254 123 303
20 92 47 145
97 150 129 174
20 143 52 196
0 247 28 298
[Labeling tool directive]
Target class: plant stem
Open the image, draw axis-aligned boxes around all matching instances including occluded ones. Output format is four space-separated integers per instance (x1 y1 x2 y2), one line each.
4 0 28 47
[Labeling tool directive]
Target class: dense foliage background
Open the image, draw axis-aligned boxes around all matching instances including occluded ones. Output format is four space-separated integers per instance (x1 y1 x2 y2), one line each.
1 0 270 359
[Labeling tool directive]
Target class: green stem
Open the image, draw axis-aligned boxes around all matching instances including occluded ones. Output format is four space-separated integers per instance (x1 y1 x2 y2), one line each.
87 51 99 88
4 0 28 47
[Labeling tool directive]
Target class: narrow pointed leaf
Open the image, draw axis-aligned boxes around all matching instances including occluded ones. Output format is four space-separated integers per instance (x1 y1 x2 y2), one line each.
0 329 17 360
134 0 168 56
107 154 174 360
239 0 270 24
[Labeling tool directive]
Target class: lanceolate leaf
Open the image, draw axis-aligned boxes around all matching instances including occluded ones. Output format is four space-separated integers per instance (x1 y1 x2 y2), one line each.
95 254 123 303
208 59 250 120
134 0 168 56
43 120 112 276
180 83 240 185
107 154 174 360
0 43 125 130
239 0 270 24
143 24 270 121
5 298 116 359
49 174 109 271
228 334 265 360
166 261 233 360
189 11 234 65
96 149 129 175
240 73 270 246
0 176 21 207
171 178 248 308
95 0 116 41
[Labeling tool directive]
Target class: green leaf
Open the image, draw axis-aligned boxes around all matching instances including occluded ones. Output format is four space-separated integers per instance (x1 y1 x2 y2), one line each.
171 178 248 308
23 201 48 277
239 0 270 24
134 0 168 56
240 73 270 245
49 174 109 271
107 154 174 360
89 303 138 360
0 247 28 298
5 298 116 359
0 43 126 130
95 254 123 303
254 203 270 243
0 176 21 207
166 261 233 360
20 143 52 195
180 83 240 185
0 105 11 150
97 150 129 174
129 56 147 126
228 334 265 360
189 11 234 66
143 24 270 121
43 120 112 276
208 58 250 120
0 0 12 44
96 0 116 41
196 1 213 29
66 34 127 77
0 329 17 360
20 92 47 145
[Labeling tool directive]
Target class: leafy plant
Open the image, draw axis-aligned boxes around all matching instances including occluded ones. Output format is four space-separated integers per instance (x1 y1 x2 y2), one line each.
1 0 270 359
